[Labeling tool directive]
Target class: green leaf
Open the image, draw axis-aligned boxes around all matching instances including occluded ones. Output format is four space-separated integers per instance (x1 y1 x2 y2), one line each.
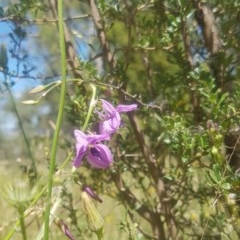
212 164 222 182
222 182 231 190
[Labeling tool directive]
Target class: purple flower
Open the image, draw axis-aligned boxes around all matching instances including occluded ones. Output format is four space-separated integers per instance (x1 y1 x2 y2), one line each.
73 130 113 169
99 99 137 135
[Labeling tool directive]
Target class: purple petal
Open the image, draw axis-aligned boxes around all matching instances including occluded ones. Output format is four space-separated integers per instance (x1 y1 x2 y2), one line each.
99 119 119 134
110 111 121 128
86 133 111 144
73 143 87 168
83 186 103 203
57 219 75 240
99 111 121 135
100 99 116 116
99 122 111 135
87 144 113 169
74 130 88 145
99 120 114 135
116 104 138 113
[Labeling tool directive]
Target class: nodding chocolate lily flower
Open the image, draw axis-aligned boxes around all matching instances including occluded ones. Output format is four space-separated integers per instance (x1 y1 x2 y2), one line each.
99 99 137 135
73 130 113 169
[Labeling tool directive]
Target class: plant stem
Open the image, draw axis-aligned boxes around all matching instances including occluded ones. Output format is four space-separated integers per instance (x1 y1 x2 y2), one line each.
19 206 27 240
43 0 66 239
96 229 104 240
7 86 37 183
82 84 96 131
4 151 73 240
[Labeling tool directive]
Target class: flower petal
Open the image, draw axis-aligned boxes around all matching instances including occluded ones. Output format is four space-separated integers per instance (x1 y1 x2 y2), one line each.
99 120 113 135
83 186 103 203
86 133 110 144
87 144 113 169
56 219 76 240
116 104 138 113
110 111 121 128
99 119 117 135
74 130 88 145
100 99 116 116
73 143 87 168
99 111 121 135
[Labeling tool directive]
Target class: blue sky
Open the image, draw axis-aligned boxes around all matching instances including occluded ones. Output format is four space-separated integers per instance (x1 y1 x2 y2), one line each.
0 8 91 136
0 20 43 134
0 20 91 95
0 0 92 97
0 21 42 96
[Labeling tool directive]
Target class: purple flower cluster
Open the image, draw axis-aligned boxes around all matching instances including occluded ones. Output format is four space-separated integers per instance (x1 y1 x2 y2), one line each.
73 99 137 169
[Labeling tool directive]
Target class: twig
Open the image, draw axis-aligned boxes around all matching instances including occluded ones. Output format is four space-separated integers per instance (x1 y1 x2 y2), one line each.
88 0 116 71
0 15 89 23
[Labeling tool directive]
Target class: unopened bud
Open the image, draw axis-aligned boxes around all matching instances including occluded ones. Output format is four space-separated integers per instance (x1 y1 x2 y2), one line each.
55 218 75 240
207 119 219 132
211 146 218 156
83 186 103 203
81 191 104 233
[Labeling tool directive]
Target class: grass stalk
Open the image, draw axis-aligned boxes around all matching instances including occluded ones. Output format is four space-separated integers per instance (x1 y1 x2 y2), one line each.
7 87 37 183
43 0 67 238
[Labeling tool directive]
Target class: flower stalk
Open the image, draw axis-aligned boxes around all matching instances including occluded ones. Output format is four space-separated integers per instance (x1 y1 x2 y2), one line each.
82 84 97 131
43 0 67 238
18 205 27 240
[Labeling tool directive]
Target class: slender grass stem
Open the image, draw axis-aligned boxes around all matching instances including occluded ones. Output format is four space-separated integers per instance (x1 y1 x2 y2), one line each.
43 0 66 238
7 87 37 182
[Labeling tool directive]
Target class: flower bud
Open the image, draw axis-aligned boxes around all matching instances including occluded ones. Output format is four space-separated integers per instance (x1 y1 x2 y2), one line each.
211 146 218 156
55 218 75 240
83 186 103 203
81 191 104 233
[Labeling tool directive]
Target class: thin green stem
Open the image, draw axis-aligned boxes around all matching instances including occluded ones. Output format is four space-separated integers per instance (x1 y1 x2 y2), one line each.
36 194 62 240
4 151 73 240
43 0 67 239
19 206 27 240
7 87 37 182
82 84 97 131
96 229 104 240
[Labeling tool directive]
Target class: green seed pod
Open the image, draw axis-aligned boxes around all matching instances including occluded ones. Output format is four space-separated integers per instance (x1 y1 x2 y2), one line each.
81 191 104 233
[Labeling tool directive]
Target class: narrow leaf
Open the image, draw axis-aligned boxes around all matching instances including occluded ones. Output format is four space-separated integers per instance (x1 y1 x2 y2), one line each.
21 100 38 105
29 85 46 94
